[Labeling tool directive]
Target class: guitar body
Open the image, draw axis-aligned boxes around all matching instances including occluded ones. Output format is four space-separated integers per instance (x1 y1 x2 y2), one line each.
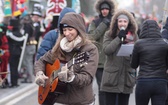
37 52 89 104
38 59 66 104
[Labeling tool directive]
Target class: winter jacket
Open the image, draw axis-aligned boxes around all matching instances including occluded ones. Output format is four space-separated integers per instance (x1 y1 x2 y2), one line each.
7 30 24 56
131 19 168 80
162 17 168 39
88 0 115 68
34 13 99 105
36 7 75 60
100 9 138 94
0 35 10 79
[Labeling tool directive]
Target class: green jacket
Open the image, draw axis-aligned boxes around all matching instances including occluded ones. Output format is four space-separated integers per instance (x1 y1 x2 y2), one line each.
100 9 139 94
88 0 115 68
88 21 109 68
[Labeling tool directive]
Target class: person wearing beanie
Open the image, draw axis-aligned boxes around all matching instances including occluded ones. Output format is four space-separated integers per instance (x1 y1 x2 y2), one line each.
161 17 168 105
101 9 138 105
131 19 168 105
88 0 115 104
34 12 99 105
36 7 76 60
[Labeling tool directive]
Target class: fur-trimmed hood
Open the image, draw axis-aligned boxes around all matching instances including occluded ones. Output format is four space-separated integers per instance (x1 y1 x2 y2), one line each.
95 0 116 15
109 9 138 35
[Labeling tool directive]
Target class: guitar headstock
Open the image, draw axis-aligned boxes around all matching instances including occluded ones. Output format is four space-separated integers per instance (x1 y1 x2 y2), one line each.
67 52 90 68
74 52 89 66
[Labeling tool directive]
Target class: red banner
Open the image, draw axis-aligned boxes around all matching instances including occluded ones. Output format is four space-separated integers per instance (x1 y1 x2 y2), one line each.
46 0 67 16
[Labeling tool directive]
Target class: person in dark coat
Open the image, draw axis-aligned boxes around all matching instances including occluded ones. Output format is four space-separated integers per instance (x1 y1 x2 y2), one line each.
161 17 168 105
162 17 168 39
31 3 43 51
6 18 25 87
131 19 168 105
88 0 116 104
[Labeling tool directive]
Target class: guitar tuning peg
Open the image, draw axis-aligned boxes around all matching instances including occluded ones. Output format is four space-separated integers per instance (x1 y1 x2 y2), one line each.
79 64 83 67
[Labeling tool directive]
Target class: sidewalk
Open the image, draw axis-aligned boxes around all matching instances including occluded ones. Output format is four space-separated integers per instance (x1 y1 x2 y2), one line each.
0 78 99 105
0 78 37 104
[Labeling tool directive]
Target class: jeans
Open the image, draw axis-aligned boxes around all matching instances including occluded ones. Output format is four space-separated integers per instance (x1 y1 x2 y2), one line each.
105 92 130 105
136 79 167 105
166 83 168 105
95 68 106 105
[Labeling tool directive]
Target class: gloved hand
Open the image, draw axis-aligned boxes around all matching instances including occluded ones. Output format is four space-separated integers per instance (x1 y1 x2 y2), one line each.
118 30 126 40
58 64 75 82
35 71 48 87
103 18 110 27
58 64 68 82
67 66 75 82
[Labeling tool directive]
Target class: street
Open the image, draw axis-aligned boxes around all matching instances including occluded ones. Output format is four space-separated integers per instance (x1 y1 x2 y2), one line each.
0 78 150 105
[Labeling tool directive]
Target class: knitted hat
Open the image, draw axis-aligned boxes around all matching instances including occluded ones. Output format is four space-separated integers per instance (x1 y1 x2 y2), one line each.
60 23 75 34
100 2 110 10
62 24 74 28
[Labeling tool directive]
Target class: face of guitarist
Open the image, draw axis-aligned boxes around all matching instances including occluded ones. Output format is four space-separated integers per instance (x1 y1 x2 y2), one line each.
63 27 78 42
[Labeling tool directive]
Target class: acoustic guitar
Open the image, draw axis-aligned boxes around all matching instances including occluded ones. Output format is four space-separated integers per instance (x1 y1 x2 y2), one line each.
38 52 89 104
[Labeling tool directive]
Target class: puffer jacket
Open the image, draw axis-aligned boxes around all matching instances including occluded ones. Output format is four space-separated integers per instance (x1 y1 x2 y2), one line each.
88 0 115 68
34 13 99 105
100 9 138 94
131 19 168 79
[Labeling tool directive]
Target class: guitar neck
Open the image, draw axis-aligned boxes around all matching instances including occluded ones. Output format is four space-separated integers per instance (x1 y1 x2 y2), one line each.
67 58 74 69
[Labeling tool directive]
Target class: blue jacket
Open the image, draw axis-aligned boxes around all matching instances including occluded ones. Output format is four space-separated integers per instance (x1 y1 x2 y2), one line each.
162 17 168 39
36 7 75 60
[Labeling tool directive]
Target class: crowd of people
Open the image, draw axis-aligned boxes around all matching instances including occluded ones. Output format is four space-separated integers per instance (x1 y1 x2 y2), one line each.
0 3 45 87
0 0 168 105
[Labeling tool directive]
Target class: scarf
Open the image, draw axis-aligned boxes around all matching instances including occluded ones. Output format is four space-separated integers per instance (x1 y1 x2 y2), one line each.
60 36 82 52
125 31 136 44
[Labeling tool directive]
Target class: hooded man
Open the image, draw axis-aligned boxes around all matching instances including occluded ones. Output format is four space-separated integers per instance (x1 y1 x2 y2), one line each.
88 0 116 105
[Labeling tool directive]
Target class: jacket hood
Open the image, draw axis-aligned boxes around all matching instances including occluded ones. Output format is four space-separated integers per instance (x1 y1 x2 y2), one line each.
139 19 161 39
95 0 116 15
109 9 138 34
57 7 76 28
59 12 86 36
